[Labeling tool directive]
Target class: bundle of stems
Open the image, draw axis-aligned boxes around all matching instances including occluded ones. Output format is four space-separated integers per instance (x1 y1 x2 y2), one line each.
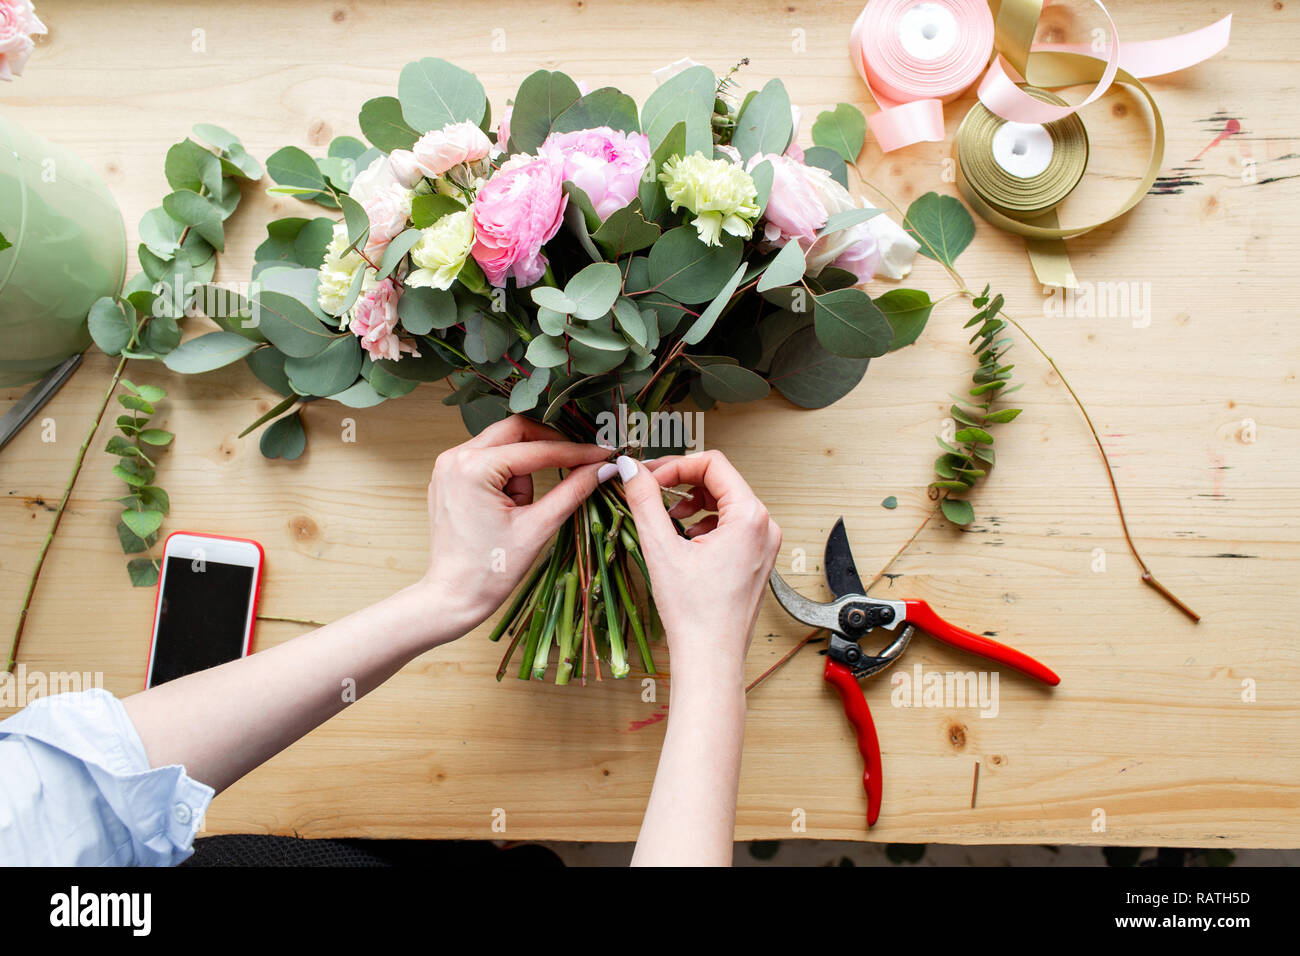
490 476 664 685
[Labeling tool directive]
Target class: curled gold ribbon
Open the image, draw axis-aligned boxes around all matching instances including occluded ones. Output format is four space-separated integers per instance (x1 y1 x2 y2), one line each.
955 53 1166 288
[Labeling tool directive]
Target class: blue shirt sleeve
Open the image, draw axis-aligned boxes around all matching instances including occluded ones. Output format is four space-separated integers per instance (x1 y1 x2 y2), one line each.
0 688 214 866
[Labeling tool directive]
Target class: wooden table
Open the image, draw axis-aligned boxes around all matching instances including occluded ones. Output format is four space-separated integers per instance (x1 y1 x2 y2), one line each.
3 0 1296 846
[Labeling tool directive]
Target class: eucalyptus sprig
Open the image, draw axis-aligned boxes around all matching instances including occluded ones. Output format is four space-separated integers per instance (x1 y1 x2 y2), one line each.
931 286 1022 526
106 380 172 586
85 123 263 583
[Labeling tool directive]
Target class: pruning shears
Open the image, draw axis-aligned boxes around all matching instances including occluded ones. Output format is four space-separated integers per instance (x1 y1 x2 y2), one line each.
768 518 1060 827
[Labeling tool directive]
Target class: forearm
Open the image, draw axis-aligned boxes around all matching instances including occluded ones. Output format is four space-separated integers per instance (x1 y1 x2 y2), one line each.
631 659 747 867
122 581 473 794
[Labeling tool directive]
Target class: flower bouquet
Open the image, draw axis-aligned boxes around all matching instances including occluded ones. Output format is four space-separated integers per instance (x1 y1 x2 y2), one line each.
107 58 940 682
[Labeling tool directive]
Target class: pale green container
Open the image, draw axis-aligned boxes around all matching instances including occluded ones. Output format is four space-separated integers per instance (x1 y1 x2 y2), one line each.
0 116 126 386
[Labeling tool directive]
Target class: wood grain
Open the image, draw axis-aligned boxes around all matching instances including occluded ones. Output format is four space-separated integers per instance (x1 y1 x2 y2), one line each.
1 0 1297 845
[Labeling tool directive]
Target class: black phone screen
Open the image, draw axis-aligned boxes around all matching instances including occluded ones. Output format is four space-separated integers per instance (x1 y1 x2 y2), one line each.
148 555 255 687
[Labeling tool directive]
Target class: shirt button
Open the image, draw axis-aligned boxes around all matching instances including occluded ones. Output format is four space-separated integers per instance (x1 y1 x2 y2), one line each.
173 803 192 825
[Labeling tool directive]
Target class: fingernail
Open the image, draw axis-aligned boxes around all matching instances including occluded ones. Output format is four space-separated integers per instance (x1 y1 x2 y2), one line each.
597 462 619 483
616 455 638 482
597 441 617 451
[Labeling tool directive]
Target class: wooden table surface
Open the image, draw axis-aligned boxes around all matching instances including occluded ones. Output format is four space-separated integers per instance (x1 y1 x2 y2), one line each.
2 0 1296 846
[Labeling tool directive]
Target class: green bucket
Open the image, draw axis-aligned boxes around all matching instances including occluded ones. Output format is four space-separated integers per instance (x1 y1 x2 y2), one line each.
0 116 126 387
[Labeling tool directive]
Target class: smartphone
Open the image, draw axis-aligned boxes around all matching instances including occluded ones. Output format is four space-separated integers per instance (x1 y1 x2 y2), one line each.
145 532 264 688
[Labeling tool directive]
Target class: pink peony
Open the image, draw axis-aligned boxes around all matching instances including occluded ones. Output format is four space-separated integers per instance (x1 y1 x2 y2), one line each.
749 152 828 247
470 153 568 287
405 120 493 179
348 279 420 361
361 182 412 259
0 0 46 81
540 126 650 221
830 230 881 285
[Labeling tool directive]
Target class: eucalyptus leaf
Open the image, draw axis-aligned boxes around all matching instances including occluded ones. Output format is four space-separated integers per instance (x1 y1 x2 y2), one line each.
88 298 133 356
564 262 622 321
260 411 307 460
590 201 660 257
552 87 641 135
640 65 714 157
812 288 892 359
696 363 770 403
877 288 934 351
940 497 975 526
682 262 746 345
127 558 160 588
731 78 793 162
811 103 867 164
399 57 488 133
903 192 975 268
768 333 870 409
266 146 328 194
162 190 225 251
509 367 551 413
284 333 363 396
525 334 569 368
507 69 581 154
398 286 456 333
162 331 259 373
376 227 421 280
648 227 742 304
638 121 685 221
359 96 420 152
756 240 806 293
802 146 849 189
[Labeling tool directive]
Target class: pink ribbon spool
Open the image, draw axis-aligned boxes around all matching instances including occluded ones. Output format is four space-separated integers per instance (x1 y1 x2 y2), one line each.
850 0 995 153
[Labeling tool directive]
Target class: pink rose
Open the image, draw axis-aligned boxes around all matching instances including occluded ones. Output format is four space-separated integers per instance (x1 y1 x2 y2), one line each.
470 153 568 287
361 182 412 259
348 279 420 362
749 152 828 247
830 230 881 285
540 126 650 221
0 0 46 81
408 120 492 178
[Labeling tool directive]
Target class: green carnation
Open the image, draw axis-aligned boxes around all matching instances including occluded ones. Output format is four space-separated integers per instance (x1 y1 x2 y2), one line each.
658 153 759 246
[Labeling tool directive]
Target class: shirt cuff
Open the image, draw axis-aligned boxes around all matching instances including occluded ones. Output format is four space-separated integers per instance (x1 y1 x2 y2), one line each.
0 688 215 866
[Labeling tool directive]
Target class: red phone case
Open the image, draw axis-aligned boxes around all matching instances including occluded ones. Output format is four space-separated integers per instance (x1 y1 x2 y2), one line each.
144 531 266 689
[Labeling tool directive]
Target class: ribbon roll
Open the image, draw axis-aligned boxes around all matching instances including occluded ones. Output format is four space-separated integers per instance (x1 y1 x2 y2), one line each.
850 0 995 152
956 58 1166 288
956 86 1089 287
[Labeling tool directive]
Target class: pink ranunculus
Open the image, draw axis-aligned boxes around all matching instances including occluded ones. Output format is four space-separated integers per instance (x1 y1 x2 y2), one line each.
409 120 493 178
749 153 828 247
348 279 420 362
0 0 46 81
470 153 568 287
361 182 412 259
539 126 650 221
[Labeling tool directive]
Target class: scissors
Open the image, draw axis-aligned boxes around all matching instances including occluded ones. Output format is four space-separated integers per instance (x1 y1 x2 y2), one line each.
0 354 83 452
768 517 1060 826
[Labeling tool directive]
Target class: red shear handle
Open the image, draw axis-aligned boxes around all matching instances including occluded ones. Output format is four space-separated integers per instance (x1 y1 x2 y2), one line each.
823 658 883 827
904 600 1061 686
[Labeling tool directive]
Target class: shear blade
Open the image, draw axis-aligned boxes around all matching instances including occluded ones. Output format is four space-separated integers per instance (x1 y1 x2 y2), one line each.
824 517 865 599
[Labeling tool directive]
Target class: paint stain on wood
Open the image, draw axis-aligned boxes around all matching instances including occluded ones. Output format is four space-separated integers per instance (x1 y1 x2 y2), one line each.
628 704 668 732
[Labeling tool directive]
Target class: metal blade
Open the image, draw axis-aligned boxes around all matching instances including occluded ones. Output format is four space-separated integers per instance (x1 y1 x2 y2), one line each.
0 354 82 453
824 517 866 598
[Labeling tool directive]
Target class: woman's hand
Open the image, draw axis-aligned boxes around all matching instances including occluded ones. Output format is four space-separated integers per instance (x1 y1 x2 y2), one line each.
422 415 611 635
619 450 782 694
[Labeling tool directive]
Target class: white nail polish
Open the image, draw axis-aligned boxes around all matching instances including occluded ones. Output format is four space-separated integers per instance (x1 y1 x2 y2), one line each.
597 462 619 483
616 455 638 482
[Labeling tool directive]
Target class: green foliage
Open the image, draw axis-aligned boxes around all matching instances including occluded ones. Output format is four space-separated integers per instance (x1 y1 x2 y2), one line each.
903 192 975 269
106 380 171 587
931 287 1022 527
812 103 867 165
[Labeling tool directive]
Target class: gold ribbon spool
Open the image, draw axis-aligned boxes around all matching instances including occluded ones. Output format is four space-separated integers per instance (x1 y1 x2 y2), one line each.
956 86 1089 287
956 30 1170 287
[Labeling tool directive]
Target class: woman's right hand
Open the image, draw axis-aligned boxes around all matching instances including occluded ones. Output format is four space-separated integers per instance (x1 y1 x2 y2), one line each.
618 450 781 694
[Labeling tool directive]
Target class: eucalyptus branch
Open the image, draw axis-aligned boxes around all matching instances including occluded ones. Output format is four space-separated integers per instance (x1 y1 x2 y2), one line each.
8 356 126 673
